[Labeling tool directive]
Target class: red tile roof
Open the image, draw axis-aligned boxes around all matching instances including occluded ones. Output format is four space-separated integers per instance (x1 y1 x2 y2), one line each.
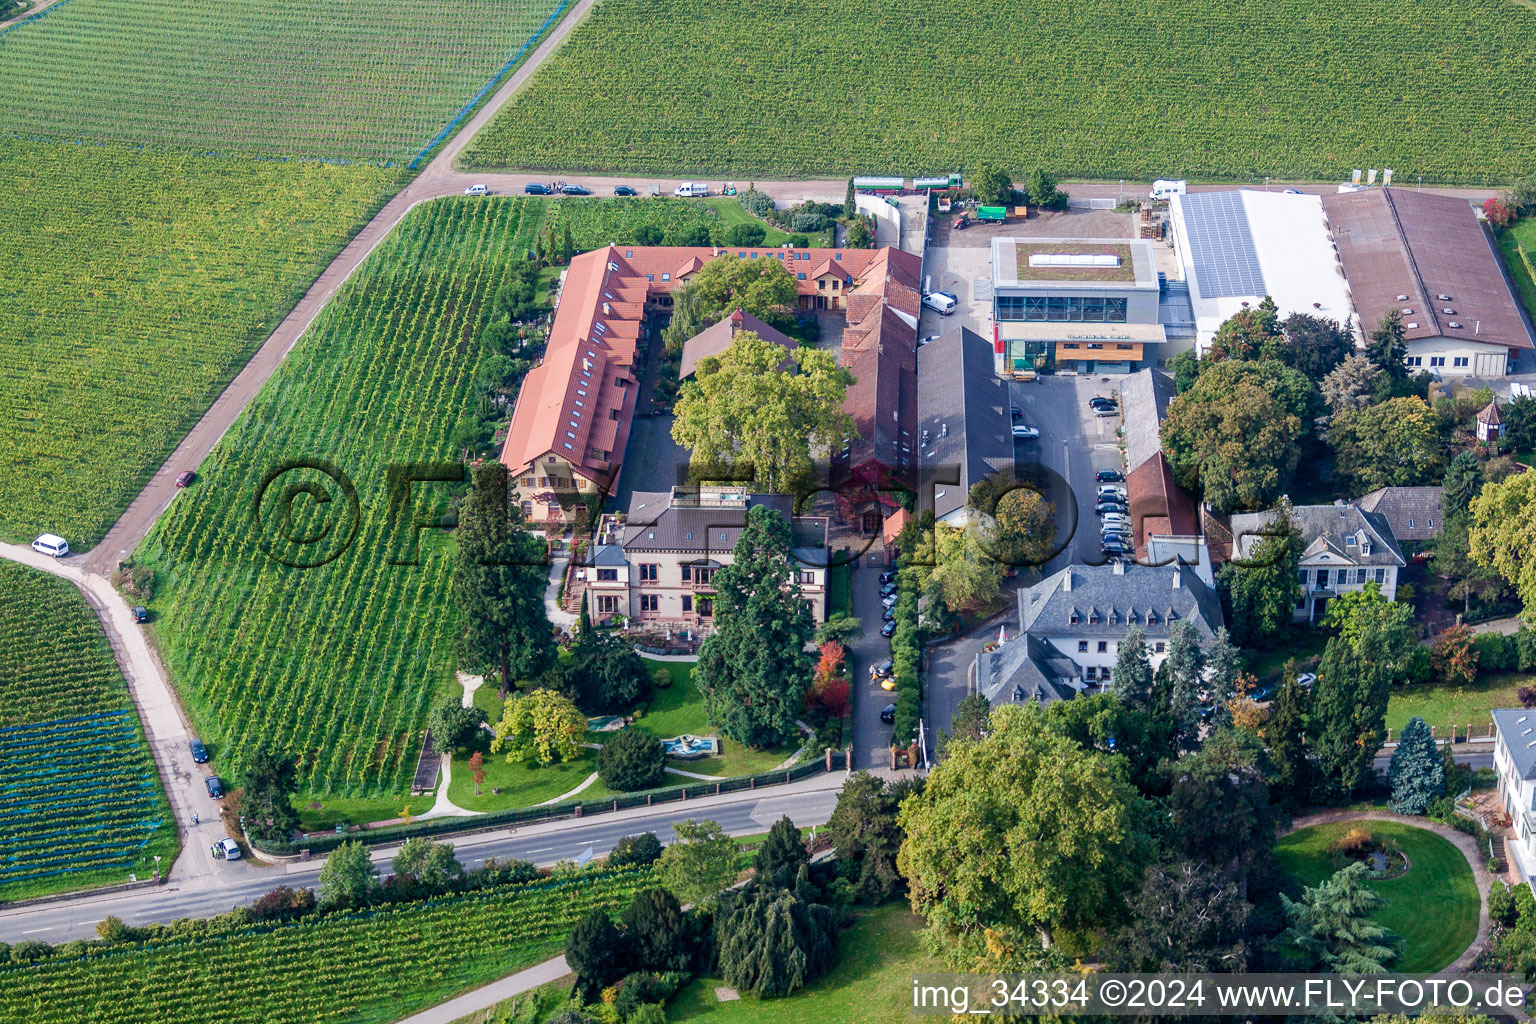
501 244 920 493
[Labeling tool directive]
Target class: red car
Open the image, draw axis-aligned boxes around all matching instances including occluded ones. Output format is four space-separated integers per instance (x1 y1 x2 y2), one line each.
175 471 195 487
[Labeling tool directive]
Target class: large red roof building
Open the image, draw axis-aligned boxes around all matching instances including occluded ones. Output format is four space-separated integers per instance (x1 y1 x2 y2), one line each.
501 244 921 523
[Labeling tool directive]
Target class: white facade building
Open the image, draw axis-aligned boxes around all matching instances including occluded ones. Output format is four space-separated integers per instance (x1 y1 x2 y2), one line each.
1229 502 1405 624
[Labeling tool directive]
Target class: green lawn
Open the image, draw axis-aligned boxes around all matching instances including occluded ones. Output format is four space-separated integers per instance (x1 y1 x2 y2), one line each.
668 903 938 1022
1385 672 1530 736
1497 219 1536 327
1274 820 1480 973
447 731 614 813
1244 630 1329 685
827 562 852 619
700 198 832 247
297 794 434 833
633 659 711 738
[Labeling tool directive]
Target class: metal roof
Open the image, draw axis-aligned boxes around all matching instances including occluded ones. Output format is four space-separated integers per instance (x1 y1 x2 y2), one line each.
1178 191 1266 298
1494 708 1536 780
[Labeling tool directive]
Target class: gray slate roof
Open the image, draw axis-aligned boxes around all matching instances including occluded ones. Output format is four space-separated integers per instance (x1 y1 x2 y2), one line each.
975 634 1085 707
1017 563 1222 641
1120 369 1176 474
1230 503 1405 566
588 544 627 567
622 490 794 554
1351 486 1446 542
917 326 1013 520
1494 708 1536 780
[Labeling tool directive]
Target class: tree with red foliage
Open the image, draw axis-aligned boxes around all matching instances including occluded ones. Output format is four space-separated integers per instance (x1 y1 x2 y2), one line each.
468 750 486 795
808 641 850 717
1485 198 1515 228
1430 624 1479 688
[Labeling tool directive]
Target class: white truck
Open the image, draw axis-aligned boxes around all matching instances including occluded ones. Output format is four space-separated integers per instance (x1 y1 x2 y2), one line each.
673 181 710 197
1149 179 1187 201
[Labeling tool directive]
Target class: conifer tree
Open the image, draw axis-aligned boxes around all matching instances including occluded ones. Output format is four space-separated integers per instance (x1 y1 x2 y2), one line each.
1388 717 1444 815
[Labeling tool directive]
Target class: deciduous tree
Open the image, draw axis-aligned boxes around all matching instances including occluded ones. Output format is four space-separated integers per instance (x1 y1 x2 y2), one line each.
391 837 462 890
969 474 1055 568
1469 472 1536 621
696 506 815 747
490 689 585 766
1388 717 1444 815
1279 313 1354 381
898 704 1152 952
1106 860 1251 972
1024 167 1067 209
1430 624 1479 687
1329 396 1443 491
1432 513 1508 615
608 832 664 868
318 840 378 909
1206 298 1282 363
672 332 854 495
425 697 488 753
658 818 737 906
972 164 1014 206
916 521 1005 612
561 629 650 713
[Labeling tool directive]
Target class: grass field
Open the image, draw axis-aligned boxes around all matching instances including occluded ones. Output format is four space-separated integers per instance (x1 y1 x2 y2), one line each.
1496 219 1536 326
0 140 397 548
0 562 177 902
669 903 937 1022
462 0 1536 183
1385 672 1527 736
0 867 652 1024
137 197 545 796
1274 820 1479 973
0 0 569 161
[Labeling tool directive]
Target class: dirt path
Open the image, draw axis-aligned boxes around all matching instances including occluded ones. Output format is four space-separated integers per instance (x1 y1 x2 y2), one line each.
1285 809 1492 973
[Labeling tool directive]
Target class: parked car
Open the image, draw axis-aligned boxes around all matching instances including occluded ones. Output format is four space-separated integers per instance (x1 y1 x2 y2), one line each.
175 470 196 487
880 620 897 638
189 738 209 763
954 213 970 230
1094 405 1119 418
30 533 69 557
1010 407 1023 421
1089 396 1117 409
523 182 553 195
880 675 897 691
1282 188 1303 195
1247 684 1276 703
879 567 897 584
1098 486 1128 500
869 659 894 680
131 606 150 624
922 292 957 316
880 702 896 723
1012 424 1040 439
463 183 489 196
674 181 709 197
1095 502 1128 516
1095 469 1123 483
613 185 638 196
880 581 898 597
881 593 898 609
210 838 242 861
205 775 224 799
560 183 591 195
1296 672 1317 689
881 607 897 622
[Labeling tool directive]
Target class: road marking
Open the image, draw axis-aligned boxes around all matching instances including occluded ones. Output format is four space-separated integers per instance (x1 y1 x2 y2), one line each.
524 846 553 853
21 927 53 934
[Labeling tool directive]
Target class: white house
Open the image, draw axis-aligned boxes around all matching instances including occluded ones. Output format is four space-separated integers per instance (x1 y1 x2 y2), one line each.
1493 707 1536 879
1229 502 1405 623
971 563 1223 705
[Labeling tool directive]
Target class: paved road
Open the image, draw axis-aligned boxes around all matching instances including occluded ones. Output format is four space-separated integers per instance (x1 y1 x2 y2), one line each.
848 555 897 771
0 774 844 943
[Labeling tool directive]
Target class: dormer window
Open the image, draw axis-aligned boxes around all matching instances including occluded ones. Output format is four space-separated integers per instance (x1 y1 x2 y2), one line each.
1088 613 1099 625
1069 613 1079 625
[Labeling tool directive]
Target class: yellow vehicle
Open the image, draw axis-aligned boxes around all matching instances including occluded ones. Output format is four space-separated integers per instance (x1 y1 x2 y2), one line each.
880 677 897 691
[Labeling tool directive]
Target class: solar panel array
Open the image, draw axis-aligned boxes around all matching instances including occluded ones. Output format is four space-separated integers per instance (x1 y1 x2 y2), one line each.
1181 192 1266 298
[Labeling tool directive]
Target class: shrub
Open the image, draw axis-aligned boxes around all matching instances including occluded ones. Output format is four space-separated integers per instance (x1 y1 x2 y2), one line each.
740 190 775 218
648 663 674 690
597 727 667 791
1485 197 1516 227
790 212 827 232
1332 826 1377 855
724 222 766 246
1490 880 1516 926
1473 631 1515 672
609 832 664 868
1516 626 1536 672
1515 882 1536 930
786 233 810 247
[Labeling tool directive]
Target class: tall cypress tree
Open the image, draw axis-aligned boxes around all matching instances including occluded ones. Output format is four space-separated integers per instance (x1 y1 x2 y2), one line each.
696 506 814 747
1203 627 1241 730
454 463 554 695
1261 666 1312 805
1309 637 1390 798
1388 717 1445 814
754 815 808 887
1114 626 1154 714
1166 620 1206 751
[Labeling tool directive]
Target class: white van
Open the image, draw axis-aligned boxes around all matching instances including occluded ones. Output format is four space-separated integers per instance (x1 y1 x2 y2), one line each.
210 838 243 861
30 534 69 558
674 181 709 198
463 183 489 196
1149 179 1187 201
922 292 957 315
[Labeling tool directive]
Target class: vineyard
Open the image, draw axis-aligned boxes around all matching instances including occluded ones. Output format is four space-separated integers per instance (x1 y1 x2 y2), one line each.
137 198 545 796
0 140 397 547
0 0 570 161
0 866 654 1024
462 0 1536 184
0 562 176 901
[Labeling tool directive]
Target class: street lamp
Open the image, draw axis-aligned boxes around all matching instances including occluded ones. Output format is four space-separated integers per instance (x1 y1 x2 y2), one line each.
153 854 161 882
1264 176 1270 192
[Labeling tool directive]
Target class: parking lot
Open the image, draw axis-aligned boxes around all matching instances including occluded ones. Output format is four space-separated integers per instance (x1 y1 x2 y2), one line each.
1006 374 1128 571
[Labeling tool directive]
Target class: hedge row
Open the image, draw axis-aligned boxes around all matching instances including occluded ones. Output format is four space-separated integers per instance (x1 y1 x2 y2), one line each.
888 566 922 747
